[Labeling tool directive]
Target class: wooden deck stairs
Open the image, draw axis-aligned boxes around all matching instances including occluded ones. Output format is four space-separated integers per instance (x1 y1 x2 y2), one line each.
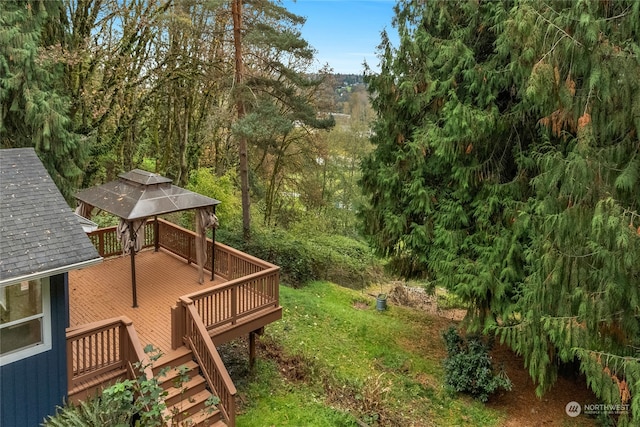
157 347 227 427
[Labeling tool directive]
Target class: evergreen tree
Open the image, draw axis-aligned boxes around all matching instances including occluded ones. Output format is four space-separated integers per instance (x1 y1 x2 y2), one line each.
498 0 640 418
0 0 85 200
361 1 640 422
232 0 334 228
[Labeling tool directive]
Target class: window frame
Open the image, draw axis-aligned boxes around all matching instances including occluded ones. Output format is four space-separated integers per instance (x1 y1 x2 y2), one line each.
0 277 52 366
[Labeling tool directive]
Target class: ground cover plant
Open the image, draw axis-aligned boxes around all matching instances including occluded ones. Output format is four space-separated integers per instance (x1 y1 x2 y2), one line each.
442 327 512 403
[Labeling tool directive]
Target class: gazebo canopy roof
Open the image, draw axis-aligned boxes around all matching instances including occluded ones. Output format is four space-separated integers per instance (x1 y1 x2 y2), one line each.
76 169 220 221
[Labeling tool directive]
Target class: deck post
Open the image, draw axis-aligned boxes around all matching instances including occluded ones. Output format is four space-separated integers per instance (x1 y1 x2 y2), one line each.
249 328 265 370
66 336 74 392
211 230 216 281
99 231 105 257
154 216 159 252
249 331 256 369
171 303 185 350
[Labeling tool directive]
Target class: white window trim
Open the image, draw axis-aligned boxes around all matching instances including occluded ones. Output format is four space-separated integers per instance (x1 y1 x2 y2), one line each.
0 277 52 366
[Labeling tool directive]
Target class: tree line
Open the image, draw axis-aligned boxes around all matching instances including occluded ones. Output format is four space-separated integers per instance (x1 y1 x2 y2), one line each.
1 0 345 236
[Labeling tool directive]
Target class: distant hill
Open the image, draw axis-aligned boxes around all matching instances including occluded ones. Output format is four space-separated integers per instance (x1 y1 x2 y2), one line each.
333 73 366 86
331 74 368 115
307 73 369 116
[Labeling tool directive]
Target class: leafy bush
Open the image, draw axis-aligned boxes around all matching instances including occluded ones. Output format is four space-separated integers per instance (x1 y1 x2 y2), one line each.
442 327 511 402
304 233 382 289
43 346 220 427
42 392 133 427
437 289 468 311
218 223 383 288
221 226 315 286
44 347 168 427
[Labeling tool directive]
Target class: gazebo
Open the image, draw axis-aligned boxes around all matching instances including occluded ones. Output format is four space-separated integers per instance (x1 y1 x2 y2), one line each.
75 169 220 307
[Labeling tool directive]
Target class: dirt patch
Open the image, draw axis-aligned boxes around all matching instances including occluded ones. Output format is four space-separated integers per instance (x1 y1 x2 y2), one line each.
217 338 251 380
388 284 437 310
353 300 370 310
258 336 314 383
488 343 598 427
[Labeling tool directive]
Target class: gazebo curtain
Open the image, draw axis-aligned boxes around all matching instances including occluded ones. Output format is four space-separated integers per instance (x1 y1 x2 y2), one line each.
117 219 146 255
195 208 219 284
75 201 94 219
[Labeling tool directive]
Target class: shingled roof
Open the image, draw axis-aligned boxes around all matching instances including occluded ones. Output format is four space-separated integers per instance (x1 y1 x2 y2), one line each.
0 148 101 284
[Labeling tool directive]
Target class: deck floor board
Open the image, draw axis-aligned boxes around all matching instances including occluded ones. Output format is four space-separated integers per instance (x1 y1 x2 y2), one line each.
69 248 226 353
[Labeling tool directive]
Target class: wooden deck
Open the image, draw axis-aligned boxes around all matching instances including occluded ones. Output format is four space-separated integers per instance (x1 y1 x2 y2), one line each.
67 221 280 426
69 248 226 353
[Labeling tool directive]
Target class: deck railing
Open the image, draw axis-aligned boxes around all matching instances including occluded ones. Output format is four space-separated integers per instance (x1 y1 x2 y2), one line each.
86 217 280 349
181 300 237 426
87 218 275 281
66 316 152 399
156 218 274 280
87 222 155 258
174 268 280 337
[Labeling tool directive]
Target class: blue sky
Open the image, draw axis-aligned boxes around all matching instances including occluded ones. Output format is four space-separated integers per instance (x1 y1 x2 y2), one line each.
281 0 399 74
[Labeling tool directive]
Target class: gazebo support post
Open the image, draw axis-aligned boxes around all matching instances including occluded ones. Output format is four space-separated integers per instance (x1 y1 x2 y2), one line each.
130 223 138 308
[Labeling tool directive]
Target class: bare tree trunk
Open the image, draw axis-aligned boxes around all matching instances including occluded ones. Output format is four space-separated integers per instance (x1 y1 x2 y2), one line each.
233 0 251 240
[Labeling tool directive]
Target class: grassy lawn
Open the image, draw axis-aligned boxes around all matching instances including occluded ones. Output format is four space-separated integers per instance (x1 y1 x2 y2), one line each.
235 281 505 426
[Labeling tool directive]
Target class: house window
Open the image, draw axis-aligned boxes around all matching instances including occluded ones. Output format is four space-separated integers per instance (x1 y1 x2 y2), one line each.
0 277 51 366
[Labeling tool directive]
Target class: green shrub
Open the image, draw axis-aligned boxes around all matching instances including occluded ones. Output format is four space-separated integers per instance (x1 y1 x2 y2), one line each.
442 327 512 402
43 377 166 427
44 347 167 427
42 392 133 427
43 346 220 427
244 227 315 286
218 223 383 288
437 289 468 310
304 233 382 289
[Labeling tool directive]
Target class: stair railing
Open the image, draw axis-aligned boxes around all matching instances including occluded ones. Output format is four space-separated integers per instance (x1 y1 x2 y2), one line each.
181 297 237 427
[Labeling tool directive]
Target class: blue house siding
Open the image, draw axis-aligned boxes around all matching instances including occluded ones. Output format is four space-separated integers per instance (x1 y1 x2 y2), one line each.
1 273 68 427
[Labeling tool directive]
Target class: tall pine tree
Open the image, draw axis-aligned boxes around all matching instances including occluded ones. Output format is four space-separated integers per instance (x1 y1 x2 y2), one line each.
232 0 334 228
0 0 85 200
361 1 640 422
